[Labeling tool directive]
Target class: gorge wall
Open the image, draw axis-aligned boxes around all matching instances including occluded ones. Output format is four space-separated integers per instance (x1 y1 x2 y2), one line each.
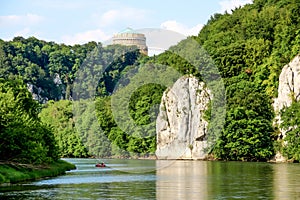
155 55 300 161
155 76 211 159
273 54 300 113
273 54 300 162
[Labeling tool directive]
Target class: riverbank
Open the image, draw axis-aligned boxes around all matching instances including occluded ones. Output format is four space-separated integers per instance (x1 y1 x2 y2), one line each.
0 159 76 185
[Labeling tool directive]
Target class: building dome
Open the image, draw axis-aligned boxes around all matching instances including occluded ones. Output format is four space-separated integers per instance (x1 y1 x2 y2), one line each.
112 28 148 55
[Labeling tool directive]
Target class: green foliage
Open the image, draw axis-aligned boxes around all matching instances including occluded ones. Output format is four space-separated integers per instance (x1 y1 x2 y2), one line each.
128 84 165 154
39 100 89 157
73 44 142 99
213 78 275 161
73 99 112 157
198 0 300 97
1 0 300 161
95 78 166 157
95 96 128 157
0 78 59 164
0 37 98 102
280 101 300 161
97 48 142 96
0 160 75 184
109 62 180 156
192 0 300 161
215 107 274 161
0 38 145 158
129 84 165 126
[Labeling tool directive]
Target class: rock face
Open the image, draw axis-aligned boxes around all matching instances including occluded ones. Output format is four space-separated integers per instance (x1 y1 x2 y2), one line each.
156 76 211 159
273 54 300 162
27 73 64 103
273 54 300 112
27 83 48 103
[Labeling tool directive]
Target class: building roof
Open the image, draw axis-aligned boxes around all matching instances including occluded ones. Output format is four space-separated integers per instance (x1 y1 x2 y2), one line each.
118 27 139 34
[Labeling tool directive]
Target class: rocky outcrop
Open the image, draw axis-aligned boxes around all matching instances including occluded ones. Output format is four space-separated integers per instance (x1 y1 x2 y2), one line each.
273 55 300 112
155 76 211 159
27 83 48 103
27 73 64 103
273 54 300 162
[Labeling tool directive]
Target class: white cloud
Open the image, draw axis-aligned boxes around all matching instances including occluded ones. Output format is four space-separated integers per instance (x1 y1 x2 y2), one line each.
0 27 43 41
160 20 203 36
0 13 43 40
0 13 43 27
14 28 31 37
61 29 111 45
99 10 119 26
97 7 148 27
219 0 252 13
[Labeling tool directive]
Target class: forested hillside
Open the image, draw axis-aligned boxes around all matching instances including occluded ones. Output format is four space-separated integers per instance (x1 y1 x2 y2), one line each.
0 37 145 158
195 0 300 161
0 78 59 164
0 37 97 102
0 0 300 161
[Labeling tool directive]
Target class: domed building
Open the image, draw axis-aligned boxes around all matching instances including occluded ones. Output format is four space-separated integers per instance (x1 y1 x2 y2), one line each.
112 28 148 55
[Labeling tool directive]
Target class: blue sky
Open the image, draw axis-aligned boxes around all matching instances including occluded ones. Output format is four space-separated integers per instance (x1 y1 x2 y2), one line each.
0 0 252 45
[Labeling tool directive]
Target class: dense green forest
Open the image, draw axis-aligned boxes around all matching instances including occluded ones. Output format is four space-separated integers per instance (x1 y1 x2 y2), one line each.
0 78 59 164
0 0 300 162
0 37 146 159
195 0 300 161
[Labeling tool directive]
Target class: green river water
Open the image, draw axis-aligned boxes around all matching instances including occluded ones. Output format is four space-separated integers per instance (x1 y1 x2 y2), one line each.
0 158 299 199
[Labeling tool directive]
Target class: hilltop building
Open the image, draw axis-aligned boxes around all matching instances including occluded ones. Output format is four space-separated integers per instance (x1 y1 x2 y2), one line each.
112 28 148 55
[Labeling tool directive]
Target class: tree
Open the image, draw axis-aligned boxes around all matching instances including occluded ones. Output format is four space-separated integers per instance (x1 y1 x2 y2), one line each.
280 101 300 161
215 107 274 161
0 78 59 164
73 99 112 158
213 79 275 161
39 100 89 157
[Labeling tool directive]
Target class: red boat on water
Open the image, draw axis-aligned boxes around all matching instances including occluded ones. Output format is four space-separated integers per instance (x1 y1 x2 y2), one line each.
95 163 106 167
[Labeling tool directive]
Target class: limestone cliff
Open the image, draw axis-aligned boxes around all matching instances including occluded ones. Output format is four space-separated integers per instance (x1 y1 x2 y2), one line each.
155 76 211 159
273 54 300 162
273 54 300 112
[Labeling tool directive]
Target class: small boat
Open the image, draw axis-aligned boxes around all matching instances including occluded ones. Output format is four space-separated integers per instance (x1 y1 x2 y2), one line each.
95 163 106 167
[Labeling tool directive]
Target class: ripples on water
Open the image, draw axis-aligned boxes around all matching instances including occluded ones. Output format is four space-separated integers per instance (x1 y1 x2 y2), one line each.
0 158 300 199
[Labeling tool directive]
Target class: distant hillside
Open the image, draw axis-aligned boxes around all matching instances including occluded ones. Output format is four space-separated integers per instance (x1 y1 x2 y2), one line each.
0 37 142 102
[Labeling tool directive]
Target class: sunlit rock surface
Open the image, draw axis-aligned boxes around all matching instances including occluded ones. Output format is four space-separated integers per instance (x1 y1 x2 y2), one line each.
156 76 211 159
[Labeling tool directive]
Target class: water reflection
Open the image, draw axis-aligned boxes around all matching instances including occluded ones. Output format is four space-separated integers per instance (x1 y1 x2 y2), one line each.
273 164 300 200
156 160 300 199
156 160 208 199
207 161 274 199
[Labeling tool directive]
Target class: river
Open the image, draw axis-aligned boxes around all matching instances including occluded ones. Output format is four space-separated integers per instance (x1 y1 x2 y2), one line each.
0 158 300 199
